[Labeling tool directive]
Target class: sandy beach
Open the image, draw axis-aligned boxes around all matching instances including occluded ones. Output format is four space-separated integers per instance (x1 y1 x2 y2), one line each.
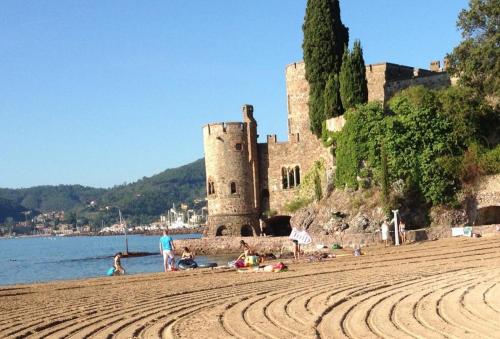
1 235 499 338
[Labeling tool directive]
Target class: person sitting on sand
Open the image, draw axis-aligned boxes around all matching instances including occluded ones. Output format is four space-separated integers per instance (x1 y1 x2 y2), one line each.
181 247 195 260
113 252 125 275
237 240 261 267
160 229 176 272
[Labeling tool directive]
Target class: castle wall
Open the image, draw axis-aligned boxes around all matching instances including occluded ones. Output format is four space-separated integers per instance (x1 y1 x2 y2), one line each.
203 120 259 236
385 73 451 101
257 63 333 215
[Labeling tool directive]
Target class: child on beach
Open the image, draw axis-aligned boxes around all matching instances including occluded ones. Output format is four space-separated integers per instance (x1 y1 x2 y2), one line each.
237 240 261 267
113 252 125 275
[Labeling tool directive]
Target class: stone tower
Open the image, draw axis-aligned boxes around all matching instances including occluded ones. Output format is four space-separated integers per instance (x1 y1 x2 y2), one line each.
203 105 260 236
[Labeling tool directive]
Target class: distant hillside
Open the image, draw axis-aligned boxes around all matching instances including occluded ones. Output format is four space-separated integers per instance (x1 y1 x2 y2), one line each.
0 158 207 224
0 185 106 213
0 197 27 223
95 158 206 223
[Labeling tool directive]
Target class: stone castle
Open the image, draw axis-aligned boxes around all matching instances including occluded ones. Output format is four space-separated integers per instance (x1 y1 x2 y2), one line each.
203 60 450 237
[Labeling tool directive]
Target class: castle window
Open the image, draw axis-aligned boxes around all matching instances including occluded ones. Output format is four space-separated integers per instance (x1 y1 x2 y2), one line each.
208 181 215 195
282 167 288 189
235 143 242 151
281 166 301 190
288 168 295 188
295 166 301 185
230 182 237 194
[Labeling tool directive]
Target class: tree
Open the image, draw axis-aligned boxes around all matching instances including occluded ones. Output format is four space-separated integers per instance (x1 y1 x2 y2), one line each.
303 0 349 136
339 40 368 110
324 73 343 118
351 40 368 105
447 0 500 102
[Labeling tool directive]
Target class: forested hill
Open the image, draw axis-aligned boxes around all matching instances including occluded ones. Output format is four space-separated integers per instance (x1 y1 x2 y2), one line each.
95 158 206 223
0 185 106 215
0 158 207 223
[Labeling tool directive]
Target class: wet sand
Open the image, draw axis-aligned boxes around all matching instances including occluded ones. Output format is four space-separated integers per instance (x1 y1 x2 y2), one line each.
1 235 499 338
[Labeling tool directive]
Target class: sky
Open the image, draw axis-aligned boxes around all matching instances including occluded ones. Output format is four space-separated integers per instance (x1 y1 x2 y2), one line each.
0 0 468 189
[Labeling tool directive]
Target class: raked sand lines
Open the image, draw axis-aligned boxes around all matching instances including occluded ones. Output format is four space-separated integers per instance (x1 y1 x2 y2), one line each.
0 236 499 338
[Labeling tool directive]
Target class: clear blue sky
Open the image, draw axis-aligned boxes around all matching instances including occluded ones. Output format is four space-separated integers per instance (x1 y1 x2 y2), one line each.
0 0 468 189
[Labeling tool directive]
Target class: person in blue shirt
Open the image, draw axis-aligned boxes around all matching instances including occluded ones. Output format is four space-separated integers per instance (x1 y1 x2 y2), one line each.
160 229 176 271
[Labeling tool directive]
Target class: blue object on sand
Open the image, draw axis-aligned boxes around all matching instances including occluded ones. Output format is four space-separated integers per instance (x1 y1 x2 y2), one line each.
106 267 116 276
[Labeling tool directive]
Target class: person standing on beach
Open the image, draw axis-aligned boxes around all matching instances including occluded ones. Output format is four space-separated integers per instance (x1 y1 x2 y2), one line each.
399 219 407 244
381 220 390 246
160 230 176 271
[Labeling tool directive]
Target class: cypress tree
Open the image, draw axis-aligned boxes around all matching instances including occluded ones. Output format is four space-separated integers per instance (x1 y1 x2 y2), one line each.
351 40 368 104
324 73 343 118
303 0 349 136
340 40 368 110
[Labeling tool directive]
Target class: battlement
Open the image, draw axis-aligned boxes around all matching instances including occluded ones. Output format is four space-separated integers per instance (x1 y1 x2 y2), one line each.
203 122 246 136
267 134 277 143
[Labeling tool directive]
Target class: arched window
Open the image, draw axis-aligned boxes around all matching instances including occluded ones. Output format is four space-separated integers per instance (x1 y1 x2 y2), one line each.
235 143 242 151
230 182 237 194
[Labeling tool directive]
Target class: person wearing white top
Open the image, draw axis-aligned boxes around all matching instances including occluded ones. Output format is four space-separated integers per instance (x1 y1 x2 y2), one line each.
381 220 389 246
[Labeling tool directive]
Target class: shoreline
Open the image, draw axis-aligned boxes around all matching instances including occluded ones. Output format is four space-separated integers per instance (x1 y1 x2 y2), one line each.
0 227 205 239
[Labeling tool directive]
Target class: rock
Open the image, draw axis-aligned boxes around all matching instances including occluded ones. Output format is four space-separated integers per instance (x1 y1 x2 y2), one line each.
346 213 370 233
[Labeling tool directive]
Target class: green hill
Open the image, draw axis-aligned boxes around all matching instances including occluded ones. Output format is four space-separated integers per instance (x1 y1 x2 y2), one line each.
95 158 206 224
0 197 27 223
0 158 207 225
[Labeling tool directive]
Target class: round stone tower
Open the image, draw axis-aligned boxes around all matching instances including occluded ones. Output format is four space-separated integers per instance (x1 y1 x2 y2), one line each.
203 104 260 236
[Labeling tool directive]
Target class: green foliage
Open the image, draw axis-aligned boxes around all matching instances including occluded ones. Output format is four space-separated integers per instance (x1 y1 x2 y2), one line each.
324 73 343 118
303 0 349 137
481 144 500 174
339 41 368 110
380 144 390 211
334 85 497 206
335 102 386 189
314 171 323 201
446 0 500 100
284 197 313 213
386 87 462 204
309 83 326 136
285 159 326 211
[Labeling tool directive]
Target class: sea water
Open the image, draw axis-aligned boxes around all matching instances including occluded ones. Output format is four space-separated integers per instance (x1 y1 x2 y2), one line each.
0 234 232 286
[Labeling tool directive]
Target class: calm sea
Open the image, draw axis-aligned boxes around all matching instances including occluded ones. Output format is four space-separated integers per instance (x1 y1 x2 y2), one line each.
0 234 231 286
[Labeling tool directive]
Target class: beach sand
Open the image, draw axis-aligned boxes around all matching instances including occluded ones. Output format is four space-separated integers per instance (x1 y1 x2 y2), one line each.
1 235 500 338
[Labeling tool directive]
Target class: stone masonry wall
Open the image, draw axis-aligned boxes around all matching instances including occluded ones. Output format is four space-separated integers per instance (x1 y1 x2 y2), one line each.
203 121 259 236
174 225 500 255
385 73 451 101
258 63 333 214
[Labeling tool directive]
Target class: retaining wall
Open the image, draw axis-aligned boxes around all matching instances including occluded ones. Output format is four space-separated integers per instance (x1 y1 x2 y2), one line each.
173 224 500 255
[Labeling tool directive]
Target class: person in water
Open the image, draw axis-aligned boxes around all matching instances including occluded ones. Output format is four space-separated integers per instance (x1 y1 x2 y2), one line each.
160 229 176 271
181 247 195 260
113 252 125 275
